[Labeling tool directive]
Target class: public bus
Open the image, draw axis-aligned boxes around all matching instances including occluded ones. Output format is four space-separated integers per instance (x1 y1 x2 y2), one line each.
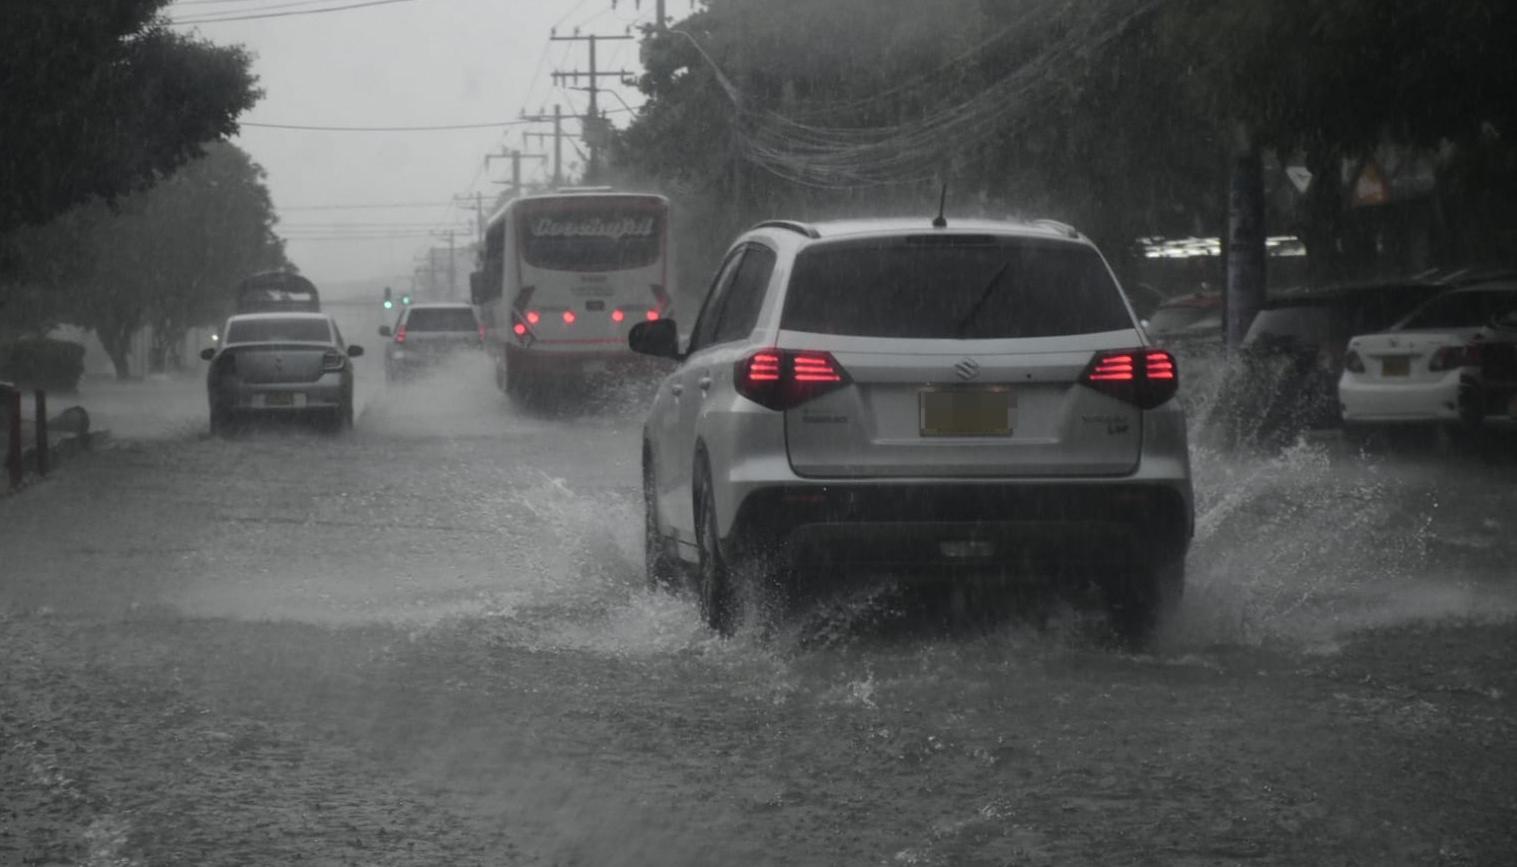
471 190 673 398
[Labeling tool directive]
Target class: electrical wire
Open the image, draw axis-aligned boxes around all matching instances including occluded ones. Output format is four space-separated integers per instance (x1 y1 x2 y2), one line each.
169 0 415 25
243 119 540 132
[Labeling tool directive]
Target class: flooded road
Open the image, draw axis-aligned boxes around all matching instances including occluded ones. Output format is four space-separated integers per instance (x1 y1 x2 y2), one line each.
3 358 1515 865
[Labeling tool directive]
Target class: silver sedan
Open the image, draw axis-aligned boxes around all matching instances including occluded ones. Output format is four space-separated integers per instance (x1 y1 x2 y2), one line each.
201 312 363 434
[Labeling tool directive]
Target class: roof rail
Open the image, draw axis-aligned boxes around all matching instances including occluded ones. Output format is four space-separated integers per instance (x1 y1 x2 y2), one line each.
752 219 820 239
1031 219 1081 239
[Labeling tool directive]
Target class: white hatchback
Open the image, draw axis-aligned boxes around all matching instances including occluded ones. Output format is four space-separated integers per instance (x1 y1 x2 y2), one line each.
1339 282 1517 431
629 218 1194 639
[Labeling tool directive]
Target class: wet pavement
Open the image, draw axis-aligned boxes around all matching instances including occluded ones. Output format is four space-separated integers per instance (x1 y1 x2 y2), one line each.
3 355 1516 865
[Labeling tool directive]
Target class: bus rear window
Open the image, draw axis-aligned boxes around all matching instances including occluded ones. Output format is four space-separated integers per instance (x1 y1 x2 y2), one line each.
520 208 662 272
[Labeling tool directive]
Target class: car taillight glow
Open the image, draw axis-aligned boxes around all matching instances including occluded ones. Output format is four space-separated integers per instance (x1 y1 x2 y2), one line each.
611 309 626 323
513 323 528 337
1430 344 1480 372
1344 349 1366 374
477 324 486 341
526 310 541 325
393 326 406 344
1080 348 1179 409
735 349 849 410
646 310 661 322
562 310 577 324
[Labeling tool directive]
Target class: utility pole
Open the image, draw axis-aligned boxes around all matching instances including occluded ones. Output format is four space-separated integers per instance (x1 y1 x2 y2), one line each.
486 149 547 199
550 31 635 181
522 104 569 187
453 192 484 245
1225 123 1266 351
430 230 460 298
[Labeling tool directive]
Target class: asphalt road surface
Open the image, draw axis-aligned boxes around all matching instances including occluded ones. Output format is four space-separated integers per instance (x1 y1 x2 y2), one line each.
3 355 1516 866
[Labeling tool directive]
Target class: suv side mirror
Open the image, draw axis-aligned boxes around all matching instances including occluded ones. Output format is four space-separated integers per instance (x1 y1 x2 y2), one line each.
200 348 216 361
629 319 681 360
378 325 392 337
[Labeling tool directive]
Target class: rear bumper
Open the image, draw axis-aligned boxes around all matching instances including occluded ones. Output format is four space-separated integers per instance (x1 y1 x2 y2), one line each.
211 376 348 412
727 482 1192 571
504 344 666 376
1338 372 1464 423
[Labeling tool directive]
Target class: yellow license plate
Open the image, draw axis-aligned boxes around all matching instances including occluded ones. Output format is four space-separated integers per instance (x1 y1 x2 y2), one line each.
920 388 1013 437
264 392 296 406
1381 356 1410 377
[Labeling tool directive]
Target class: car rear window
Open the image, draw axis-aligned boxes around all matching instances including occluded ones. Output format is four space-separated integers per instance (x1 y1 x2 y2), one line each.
1399 288 1517 329
780 237 1132 339
405 308 478 332
225 318 331 344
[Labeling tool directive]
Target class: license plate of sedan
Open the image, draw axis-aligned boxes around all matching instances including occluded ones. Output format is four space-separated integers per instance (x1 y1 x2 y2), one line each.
260 392 305 408
920 388 1014 437
1381 356 1410 377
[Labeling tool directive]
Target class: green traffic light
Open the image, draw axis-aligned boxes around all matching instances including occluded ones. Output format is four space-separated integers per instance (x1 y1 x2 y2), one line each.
401 295 412 306
383 300 394 309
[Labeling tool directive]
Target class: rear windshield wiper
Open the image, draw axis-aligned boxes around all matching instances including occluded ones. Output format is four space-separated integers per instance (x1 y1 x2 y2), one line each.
954 260 1011 338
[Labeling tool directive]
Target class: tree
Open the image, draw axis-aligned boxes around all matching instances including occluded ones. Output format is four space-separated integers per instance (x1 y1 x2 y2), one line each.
0 1 259 238
10 144 287 378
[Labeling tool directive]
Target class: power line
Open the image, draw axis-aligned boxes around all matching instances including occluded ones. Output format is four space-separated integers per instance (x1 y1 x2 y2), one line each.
278 201 458 210
243 119 539 132
170 0 415 25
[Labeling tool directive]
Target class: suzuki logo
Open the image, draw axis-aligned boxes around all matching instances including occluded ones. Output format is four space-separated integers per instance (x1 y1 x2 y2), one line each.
954 358 981 381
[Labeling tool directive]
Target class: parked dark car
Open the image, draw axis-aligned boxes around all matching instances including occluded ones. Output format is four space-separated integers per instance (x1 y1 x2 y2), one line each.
235 271 321 314
1145 291 1222 351
1212 280 1449 445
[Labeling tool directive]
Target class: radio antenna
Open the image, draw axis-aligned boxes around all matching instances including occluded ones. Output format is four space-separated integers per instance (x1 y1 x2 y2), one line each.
932 183 948 229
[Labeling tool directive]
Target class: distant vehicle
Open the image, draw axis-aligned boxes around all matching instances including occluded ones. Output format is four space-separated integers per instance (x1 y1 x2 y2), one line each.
378 302 484 383
630 217 1193 641
1212 280 1446 444
1339 281 1517 436
201 312 362 434
471 191 674 400
234 271 321 314
1145 291 1222 351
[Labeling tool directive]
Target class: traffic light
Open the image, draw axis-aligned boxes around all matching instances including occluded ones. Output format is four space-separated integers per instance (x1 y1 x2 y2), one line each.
383 286 394 310
401 293 413 306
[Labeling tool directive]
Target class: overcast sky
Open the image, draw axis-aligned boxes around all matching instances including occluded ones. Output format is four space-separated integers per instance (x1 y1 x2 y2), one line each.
168 0 660 295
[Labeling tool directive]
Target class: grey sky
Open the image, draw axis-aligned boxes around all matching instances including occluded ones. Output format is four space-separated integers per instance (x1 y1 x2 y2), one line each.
168 0 656 294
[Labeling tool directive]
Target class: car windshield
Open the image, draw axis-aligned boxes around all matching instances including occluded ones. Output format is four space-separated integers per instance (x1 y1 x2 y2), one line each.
781 238 1131 339
1244 305 1336 346
1398 288 1517 329
404 308 477 332
224 318 332 344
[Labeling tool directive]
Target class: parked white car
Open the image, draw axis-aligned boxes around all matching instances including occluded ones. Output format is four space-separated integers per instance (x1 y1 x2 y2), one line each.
1338 281 1517 433
629 217 1194 640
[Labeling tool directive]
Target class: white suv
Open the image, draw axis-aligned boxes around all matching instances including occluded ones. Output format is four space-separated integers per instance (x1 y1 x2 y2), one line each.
630 218 1193 638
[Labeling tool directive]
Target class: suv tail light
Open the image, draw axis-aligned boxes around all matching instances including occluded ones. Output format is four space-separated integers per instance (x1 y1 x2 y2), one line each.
1080 348 1178 409
393 325 407 344
1430 344 1480 372
735 349 850 411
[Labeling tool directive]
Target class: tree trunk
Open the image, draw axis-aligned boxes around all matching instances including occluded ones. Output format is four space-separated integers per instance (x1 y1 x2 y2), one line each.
101 327 134 380
1225 131 1266 350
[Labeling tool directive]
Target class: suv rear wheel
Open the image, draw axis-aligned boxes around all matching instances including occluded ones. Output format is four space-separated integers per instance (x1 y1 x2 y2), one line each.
1106 556 1184 647
693 460 737 634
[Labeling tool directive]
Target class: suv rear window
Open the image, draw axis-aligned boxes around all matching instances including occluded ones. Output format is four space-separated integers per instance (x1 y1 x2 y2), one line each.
405 308 478 332
225 318 332 344
780 238 1132 339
